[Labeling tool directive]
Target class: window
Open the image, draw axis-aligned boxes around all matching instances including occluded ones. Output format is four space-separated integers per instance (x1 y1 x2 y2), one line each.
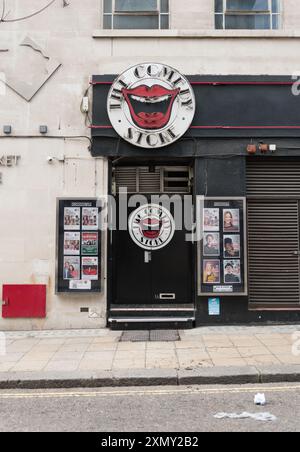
215 0 280 30
103 0 170 30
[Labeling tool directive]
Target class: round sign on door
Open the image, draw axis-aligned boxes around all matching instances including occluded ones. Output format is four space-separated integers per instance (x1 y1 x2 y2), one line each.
107 63 196 149
129 204 175 251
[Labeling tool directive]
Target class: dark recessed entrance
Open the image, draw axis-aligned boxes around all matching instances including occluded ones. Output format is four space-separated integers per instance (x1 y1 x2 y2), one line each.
108 164 196 330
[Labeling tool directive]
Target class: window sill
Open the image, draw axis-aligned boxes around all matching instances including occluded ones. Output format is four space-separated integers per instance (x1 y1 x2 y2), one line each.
93 29 300 39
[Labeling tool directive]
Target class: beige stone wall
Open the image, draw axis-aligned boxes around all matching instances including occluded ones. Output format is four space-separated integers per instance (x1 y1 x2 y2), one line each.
171 0 215 30
282 0 300 29
0 0 300 330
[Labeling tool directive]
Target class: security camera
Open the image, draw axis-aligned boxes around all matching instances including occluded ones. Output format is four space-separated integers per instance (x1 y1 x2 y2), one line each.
47 156 54 164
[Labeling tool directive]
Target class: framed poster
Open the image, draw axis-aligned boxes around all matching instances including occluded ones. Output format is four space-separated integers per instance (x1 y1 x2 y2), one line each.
56 199 102 293
198 197 247 297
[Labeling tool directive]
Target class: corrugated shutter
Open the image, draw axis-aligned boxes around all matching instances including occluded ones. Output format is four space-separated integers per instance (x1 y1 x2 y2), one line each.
247 160 300 307
247 160 300 198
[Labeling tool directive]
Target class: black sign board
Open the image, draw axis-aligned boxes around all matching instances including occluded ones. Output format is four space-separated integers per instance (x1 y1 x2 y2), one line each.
198 197 247 296
91 75 300 159
56 199 102 293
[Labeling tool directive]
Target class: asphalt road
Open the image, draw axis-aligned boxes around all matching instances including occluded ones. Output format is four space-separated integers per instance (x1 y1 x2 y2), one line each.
0 384 299 432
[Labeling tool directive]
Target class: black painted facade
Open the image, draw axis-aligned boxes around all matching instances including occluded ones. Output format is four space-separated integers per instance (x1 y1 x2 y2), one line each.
92 75 300 326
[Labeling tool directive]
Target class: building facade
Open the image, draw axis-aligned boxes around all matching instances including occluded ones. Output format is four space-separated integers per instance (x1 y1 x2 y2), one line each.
1 0 300 331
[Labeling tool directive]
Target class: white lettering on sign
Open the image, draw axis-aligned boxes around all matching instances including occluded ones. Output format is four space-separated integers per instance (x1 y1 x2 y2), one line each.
213 286 234 293
107 63 196 149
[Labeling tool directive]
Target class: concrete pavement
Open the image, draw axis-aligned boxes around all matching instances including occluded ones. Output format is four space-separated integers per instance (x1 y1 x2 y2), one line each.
0 325 300 388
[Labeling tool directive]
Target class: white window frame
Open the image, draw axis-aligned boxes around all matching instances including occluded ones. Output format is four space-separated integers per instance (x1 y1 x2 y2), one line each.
215 0 281 30
103 0 170 30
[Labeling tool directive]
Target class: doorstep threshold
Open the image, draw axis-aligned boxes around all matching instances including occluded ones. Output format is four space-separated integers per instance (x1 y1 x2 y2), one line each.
110 303 195 311
110 307 195 312
108 316 196 323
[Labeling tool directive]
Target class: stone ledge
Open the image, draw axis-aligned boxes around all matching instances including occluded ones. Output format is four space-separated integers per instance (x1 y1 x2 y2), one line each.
93 29 300 39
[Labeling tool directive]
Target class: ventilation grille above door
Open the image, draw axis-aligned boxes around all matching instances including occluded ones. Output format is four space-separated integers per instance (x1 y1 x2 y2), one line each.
113 166 192 194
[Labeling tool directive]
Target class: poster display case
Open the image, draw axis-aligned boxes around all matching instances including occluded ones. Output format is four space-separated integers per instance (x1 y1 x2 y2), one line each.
56 199 102 293
198 197 247 297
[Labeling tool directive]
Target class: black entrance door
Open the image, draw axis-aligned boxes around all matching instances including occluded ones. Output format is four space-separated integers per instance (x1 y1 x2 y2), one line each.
112 196 193 306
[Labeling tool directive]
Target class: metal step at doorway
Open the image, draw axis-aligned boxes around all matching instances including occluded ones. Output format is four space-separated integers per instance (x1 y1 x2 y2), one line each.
108 304 196 330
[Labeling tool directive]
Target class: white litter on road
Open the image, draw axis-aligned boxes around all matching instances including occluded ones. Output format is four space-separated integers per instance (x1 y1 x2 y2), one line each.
254 393 266 406
214 412 277 422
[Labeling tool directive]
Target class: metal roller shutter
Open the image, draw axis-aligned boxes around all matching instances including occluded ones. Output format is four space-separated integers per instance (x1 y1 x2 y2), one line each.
247 161 300 199
247 160 300 308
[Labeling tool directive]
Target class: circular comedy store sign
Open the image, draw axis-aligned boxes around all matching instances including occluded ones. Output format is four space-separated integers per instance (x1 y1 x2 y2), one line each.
107 63 196 149
129 204 175 251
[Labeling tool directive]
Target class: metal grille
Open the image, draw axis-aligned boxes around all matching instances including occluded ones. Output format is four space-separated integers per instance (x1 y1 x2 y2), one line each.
150 330 180 341
247 160 300 307
139 167 161 193
120 330 180 342
113 166 191 194
247 160 300 198
114 167 138 194
120 331 150 342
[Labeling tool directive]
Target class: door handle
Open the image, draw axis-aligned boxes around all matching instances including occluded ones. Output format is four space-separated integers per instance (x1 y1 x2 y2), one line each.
292 251 299 256
2 298 9 306
144 251 152 264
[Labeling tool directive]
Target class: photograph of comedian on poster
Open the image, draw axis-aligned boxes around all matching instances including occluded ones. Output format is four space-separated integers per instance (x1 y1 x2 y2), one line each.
82 233 98 255
63 256 80 280
82 257 99 281
224 235 240 258
203 233 220 256
64 232 80 255
64 208 80 230
203 260 220 284
203 209 219 232
223 209 240 233
224 260 241 284
82 208 98 231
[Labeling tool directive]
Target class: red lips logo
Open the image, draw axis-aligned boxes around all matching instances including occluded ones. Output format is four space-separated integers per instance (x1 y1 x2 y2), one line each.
140 217 163 240
122 85 180 130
